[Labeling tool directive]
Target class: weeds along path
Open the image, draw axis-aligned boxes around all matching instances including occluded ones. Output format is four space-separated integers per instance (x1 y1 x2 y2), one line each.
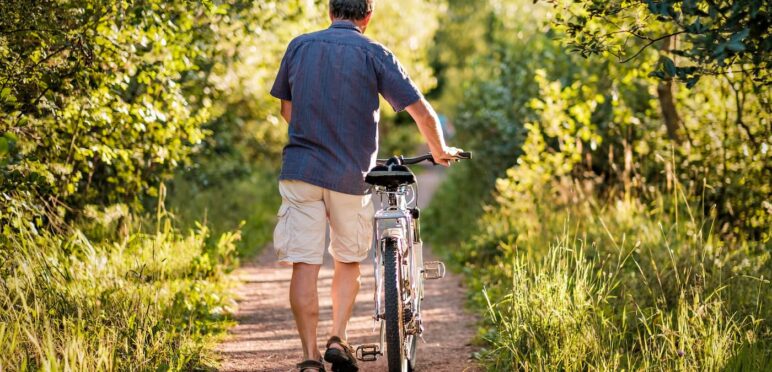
216 167 480 371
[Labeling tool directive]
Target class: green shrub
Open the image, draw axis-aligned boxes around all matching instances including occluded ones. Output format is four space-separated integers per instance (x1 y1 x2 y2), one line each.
426 2 771 368
0 0 217 220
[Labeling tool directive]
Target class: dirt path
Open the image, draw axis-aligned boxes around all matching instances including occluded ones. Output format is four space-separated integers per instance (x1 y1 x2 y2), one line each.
216 168 480 372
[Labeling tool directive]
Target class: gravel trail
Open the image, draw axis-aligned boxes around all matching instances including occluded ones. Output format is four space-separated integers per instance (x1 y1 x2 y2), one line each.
216 168 480 372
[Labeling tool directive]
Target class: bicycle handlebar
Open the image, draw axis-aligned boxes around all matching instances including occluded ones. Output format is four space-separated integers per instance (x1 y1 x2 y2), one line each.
377 151 473 166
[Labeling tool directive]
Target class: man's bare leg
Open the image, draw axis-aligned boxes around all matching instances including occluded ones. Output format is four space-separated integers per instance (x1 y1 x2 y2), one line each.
290 263 322 361
329 260 361 348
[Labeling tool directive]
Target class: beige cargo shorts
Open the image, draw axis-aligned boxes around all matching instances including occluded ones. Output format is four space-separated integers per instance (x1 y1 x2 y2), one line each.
273 180 375 265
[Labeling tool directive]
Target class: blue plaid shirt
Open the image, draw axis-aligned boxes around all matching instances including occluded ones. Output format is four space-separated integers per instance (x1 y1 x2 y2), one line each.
270 20 422 195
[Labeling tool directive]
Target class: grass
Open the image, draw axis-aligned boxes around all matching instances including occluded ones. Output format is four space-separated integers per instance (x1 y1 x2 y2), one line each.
427 169 772 370
166 167 280 258
0 159 283 370
423 162 499 257
479 234 769 370
0 201 240 370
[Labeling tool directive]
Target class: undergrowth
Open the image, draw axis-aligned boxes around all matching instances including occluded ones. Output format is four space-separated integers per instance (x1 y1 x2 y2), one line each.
427 171 771 370
0 203 240 370
166 167 280 258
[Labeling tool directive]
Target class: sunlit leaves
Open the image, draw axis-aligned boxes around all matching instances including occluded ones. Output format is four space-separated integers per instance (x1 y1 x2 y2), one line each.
0 0 445 229
437 0 769 239
538 0 771 87
0 0 216 224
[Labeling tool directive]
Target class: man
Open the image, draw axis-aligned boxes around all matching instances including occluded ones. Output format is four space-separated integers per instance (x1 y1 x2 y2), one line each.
270 1 459 371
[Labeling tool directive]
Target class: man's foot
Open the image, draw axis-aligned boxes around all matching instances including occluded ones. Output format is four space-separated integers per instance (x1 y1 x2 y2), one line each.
323 336 359 372
296 359 326 372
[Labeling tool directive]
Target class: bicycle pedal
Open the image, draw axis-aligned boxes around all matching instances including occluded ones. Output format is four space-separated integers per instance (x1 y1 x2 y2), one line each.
355 344 381 362
423 261 446 280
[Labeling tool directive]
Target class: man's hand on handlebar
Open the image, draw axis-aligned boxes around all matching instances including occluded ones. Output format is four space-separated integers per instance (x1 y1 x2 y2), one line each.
432 146 463 167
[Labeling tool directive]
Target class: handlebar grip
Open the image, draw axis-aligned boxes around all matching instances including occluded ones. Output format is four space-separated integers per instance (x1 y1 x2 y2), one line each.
456 151 472 160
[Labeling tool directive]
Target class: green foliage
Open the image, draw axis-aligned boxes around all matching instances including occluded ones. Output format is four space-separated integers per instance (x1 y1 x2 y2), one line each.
1 1 447 368
428 0 770 241
457 119 772 368
426 2 567 250
0 0 215 222
526 54 770 235
467 170 771 369
0 214 239 370
167 168 280 258
427 0 771 369
541 0 771 87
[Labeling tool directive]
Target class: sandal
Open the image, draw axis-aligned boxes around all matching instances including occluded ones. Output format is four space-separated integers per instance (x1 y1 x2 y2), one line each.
297 358 326 372
323 336 359 372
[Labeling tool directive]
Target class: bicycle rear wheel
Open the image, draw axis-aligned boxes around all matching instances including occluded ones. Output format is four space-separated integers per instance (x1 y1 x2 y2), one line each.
383 236 408 372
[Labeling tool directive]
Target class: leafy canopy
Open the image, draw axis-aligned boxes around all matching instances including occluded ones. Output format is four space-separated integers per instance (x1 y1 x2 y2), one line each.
539 0 771 87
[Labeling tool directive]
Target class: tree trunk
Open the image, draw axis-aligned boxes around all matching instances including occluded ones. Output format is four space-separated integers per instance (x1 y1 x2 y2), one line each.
657 36 682 143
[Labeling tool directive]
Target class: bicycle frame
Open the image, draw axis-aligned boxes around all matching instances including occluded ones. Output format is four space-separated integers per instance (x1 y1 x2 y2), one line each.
370 184 423 355
358 152 469 369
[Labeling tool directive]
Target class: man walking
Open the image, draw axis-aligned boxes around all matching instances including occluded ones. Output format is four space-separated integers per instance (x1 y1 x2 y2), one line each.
270 1 459 371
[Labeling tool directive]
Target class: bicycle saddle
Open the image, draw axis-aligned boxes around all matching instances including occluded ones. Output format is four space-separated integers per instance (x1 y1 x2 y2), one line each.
365 164 416 188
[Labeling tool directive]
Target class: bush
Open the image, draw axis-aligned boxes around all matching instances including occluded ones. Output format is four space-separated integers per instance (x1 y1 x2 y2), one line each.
426 3 771 368
0 0 216 221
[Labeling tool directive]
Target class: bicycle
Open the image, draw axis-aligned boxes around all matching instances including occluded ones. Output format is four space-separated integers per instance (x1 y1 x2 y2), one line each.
355 151 472 372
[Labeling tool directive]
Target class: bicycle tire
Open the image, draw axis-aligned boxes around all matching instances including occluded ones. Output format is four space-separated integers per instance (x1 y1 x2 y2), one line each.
383 237 407 372
408 333 417 371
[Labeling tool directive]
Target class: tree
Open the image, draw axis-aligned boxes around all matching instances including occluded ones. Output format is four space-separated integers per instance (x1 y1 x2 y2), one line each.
0 0 444 233
540 0 770 88
1 0 221 230
430 0 770 239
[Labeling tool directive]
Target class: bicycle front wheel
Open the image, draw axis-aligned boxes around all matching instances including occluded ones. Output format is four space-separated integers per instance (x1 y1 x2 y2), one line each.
383 236 409 372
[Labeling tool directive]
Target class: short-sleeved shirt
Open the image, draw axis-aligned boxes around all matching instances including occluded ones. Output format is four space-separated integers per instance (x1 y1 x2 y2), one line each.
270 20 422 195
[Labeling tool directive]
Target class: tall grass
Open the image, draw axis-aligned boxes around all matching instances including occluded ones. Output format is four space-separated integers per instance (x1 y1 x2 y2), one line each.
429 171 771 370
480 234 768 370
0 202 240 370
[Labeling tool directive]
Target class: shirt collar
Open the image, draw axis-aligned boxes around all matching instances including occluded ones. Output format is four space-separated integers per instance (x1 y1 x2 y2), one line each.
330 20 362 34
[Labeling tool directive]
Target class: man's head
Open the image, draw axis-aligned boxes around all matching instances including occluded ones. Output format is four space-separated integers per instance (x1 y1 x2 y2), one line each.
329 0 374 33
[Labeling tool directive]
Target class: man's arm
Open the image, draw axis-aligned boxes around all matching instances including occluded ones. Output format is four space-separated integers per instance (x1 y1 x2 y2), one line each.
280 99 292 123
405 98 459 167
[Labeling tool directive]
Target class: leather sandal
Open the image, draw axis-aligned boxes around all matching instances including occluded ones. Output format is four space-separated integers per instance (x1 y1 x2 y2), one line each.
297 358 325 372
323 336 359 372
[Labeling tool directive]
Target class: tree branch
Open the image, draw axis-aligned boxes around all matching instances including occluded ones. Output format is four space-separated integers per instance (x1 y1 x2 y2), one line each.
620 31 687 63
0 28 65 36
725 75 758 148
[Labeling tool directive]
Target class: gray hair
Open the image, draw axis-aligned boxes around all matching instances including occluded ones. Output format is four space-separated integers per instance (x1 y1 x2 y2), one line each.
330 0 374 21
